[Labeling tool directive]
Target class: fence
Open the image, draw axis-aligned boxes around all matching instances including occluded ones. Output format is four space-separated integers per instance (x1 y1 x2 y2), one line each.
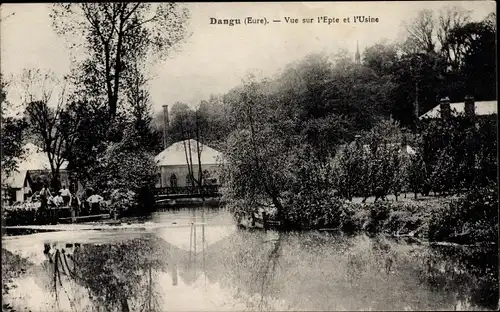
154 185 220 196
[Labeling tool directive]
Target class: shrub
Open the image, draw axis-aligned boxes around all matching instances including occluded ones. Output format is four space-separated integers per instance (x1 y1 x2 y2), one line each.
109 189 136 217
383 210 424 235
338 202 364 233
428 182 498 243
359 201 433 236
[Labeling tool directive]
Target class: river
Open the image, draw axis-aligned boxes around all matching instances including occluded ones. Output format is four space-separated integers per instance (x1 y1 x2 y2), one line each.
2 207 498 311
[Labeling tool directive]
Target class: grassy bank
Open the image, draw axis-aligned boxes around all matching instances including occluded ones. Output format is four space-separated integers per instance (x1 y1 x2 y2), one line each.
327 185 497 245
232 183 498 245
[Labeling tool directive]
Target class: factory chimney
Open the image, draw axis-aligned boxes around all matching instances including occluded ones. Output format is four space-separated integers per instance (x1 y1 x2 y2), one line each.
163 105 169 149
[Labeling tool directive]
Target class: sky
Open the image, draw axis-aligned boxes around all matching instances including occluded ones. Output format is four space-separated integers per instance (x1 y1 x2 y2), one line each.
0 1 496 114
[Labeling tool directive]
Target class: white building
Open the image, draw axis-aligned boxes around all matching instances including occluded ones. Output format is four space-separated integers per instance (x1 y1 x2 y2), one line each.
155 139 223 188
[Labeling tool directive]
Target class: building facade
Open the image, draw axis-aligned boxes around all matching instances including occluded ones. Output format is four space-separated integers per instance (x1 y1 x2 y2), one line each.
2 170 33 204
155 139 223 188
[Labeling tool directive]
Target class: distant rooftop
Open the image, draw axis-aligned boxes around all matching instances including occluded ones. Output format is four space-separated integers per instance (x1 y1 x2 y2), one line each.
419 101 497 119
155 139 222 166
14 143 69 171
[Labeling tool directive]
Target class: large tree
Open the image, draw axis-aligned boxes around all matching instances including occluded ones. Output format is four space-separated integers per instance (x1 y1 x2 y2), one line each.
437 6 471 69
363 41 400 77
402 9 437 54
21 69 70 189
60 99 109 187
51 3 191 120
123 61 162 153
445 18 496 99
198 95 233 149
1 73 28 177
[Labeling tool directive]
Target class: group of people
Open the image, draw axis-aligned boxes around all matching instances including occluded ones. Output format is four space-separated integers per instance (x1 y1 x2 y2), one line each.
38 184 104 216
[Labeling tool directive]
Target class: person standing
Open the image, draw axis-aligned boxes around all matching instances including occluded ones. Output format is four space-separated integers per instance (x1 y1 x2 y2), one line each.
39 184 52 210
87 192 104 215
70 195 81 215
59 186 71 207
69 194 81 221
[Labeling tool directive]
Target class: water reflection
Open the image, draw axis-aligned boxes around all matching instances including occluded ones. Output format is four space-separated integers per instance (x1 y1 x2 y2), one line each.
39 235 162 311
2 208 498 311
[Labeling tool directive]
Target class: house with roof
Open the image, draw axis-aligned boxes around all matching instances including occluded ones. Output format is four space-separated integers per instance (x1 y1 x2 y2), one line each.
419 96 497 121
2 170 33 204
2 143 81 201
155 139 223 188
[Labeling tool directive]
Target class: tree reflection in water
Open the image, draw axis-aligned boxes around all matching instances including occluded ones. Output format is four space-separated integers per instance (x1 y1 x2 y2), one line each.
40 208 213 312
200 227 287 311
42 236 168 312
415 244 498 310
17 211 497 311
256 232 282 312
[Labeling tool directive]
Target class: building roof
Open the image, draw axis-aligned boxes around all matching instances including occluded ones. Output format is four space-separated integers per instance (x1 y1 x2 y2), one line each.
15 143 69 171
419 101 498 119
3 170 30 189
155 139 222 167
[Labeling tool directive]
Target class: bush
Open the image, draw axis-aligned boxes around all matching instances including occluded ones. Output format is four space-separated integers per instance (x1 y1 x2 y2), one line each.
383 210 424 235
338 202 364 233
109 189 136 217
428 182 498 243
331 142 367 201
357 201 433 236
280 191 367 231
361 201 392 234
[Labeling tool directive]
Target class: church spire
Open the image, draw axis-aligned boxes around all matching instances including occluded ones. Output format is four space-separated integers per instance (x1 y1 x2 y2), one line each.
355 40 361 64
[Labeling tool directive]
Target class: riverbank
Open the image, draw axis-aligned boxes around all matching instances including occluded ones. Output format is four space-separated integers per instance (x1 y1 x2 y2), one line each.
235 184 498 246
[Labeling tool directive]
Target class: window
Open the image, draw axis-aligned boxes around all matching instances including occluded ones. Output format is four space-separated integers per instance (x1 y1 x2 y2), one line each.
170 174 178 187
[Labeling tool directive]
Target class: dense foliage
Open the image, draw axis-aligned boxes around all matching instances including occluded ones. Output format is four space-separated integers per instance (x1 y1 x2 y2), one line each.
418 113 497 196
87 124 159 215
1 74 28 178
428 182 498 244
155 11 496 229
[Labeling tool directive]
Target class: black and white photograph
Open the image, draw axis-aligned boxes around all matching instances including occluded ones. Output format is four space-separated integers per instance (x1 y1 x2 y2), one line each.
1 1 498 311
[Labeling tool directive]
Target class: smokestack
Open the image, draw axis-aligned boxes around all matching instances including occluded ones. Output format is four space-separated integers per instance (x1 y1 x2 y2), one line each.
163 105 169 149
